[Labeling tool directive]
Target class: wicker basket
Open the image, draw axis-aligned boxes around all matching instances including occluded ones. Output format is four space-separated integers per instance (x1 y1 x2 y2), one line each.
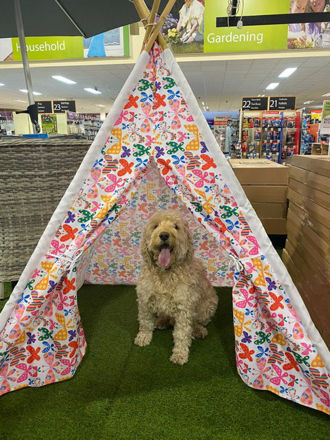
0 137 91 282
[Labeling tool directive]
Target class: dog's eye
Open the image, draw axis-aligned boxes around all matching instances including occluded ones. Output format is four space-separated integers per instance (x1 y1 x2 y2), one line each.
153 224 158 230
174 224 179 230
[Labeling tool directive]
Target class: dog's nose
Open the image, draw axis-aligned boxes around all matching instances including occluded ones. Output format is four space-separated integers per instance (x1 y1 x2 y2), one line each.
159 232 169 241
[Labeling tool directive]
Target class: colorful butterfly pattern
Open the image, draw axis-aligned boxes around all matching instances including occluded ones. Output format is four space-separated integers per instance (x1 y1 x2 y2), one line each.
0 44 328 415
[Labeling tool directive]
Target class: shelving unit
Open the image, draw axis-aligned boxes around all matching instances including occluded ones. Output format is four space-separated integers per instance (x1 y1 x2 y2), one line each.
241 110 300 163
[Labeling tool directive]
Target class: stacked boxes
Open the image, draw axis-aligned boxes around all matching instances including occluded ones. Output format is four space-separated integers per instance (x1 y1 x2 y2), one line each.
230 159 288 234
282 155 330 346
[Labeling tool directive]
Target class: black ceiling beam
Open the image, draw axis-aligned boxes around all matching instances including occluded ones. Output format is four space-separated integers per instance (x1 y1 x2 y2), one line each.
216 12 330 27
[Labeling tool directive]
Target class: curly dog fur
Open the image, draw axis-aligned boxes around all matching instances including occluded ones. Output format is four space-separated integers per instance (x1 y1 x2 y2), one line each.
135 209 218 365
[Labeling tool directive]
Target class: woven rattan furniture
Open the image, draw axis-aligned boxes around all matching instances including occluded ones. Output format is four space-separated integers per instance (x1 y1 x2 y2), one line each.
0 137 91 297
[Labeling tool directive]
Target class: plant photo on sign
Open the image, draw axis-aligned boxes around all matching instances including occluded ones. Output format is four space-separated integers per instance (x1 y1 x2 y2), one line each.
161 0 205 53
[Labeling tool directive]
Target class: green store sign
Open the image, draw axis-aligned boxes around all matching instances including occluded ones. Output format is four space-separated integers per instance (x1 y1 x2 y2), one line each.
204 0 290 52
12 36 84 60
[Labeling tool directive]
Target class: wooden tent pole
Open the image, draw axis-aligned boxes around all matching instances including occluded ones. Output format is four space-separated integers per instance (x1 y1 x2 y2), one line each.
145 0 176 52
132 0 168 50
143 0 161 47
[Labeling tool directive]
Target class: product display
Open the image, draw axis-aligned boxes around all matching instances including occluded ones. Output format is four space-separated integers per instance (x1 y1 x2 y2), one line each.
300 109 322 154
241 110 300 163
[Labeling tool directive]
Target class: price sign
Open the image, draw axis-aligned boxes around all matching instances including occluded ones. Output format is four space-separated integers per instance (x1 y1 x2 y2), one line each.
242 97 268 111
269 97 296 110
53 100 76 113
36 101 52 113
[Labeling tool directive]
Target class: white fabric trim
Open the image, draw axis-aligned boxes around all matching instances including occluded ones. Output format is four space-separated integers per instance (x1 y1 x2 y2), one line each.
161 48 330 370
0 51 150 331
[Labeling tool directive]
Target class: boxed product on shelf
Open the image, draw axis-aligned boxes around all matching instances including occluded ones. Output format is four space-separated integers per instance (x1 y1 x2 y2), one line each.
230 159 288 234
283 155 330 345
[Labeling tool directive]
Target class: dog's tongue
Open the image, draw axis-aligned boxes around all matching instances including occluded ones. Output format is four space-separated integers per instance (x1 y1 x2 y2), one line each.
158 248 171 268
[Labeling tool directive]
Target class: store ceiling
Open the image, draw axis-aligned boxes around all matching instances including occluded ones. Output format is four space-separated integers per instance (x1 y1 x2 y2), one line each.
0 55 329 113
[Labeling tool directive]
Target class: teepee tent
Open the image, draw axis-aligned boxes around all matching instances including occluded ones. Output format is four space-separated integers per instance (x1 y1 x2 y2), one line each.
0 1 329 414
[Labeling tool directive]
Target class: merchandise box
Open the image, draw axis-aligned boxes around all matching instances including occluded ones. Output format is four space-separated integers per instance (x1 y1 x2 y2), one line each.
288 188 330 229
288 202 330 242
284 238 329 284
252 202 287 218
260 218 286 234
286 219 330 274
289 177 330 211
289 166 330 195
289 155 330 178
282 249 330 346
244 185 287 203
287 207 330 259
229 159 288 185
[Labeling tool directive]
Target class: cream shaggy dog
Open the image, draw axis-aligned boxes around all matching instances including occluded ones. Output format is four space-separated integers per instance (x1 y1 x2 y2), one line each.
134 209 218 365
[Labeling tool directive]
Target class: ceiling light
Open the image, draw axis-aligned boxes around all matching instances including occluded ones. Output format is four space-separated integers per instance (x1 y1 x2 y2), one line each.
265 82 279 90
322 92 330 96
16 99 26 102
84 87 101 95
0 83 4 86
19 89 42 96
52 75 76 85
96 104 105 107
303 100 314 105
278 67 297 78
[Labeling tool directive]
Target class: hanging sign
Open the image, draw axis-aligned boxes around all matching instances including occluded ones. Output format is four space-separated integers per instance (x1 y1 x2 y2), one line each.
35 101 53 113
53 100 76 113
269 96 296 110
242 97 268 111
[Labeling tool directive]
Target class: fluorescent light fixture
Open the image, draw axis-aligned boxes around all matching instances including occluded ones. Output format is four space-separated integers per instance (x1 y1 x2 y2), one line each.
265 82 279 90
52 75 76 85
96 104 105 107
20 89 42 96
16 99 26 102
84 87 101 95
0 82 4 86
278 67 297 78
303 100 314 105
322 92 330 96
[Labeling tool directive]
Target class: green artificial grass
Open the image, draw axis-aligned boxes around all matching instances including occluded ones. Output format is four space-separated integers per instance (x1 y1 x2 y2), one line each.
0 285 328 440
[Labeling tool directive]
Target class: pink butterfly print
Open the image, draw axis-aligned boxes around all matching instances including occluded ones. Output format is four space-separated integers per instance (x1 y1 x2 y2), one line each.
270 365 288 386
91 201 101 212
60 357 77 376
253 358 271 389
87 168 101 199
177 131 187 142
191 170 213 188
245 262 256 274
247 236 260 256
145 135 156 146
114 110 134 125
57 290 74 311
165 175 179 186
140 102 154 133
168 99 185 129
0 364 15 381
301 343 312 356
16 364 38 383
186 115 194 122
236 288 256 309
51 240 65 256
104 174 124 193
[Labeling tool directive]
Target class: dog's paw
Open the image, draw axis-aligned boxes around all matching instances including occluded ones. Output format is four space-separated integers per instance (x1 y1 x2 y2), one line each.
192 325 208 339
134 332 152 347
170 350 189 365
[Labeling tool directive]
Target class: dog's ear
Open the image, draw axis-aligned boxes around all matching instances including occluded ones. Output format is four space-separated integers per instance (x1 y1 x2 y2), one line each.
140 229 153 266
184 221 194 261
